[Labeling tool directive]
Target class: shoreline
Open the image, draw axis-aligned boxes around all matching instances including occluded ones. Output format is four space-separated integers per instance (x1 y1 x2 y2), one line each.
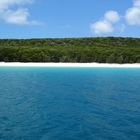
0 62 140 68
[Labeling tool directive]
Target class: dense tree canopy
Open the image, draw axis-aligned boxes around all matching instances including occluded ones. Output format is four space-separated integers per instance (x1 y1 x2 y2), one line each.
0 37 140 63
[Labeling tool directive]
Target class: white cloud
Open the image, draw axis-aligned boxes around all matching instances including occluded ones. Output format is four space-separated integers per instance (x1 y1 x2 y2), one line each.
91 10 120 35
105 11 120 23
91 20 113 34
90 0 140 35
0 0 38 25
125 0 140 25
2 9 30 25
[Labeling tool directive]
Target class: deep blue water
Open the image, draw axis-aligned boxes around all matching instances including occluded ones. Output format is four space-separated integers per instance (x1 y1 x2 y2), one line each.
0 67 140 140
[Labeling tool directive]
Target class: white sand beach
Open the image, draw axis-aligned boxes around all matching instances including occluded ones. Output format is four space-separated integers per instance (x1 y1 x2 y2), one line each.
0 62 140 68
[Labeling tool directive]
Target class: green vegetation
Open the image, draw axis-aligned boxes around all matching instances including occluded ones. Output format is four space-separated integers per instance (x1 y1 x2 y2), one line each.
0 37 140 63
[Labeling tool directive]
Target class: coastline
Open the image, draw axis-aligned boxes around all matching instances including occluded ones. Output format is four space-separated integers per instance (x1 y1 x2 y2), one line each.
0 62 140 68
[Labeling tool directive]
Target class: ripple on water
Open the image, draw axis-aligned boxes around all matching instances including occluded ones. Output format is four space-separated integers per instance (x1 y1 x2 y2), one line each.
0 67 140 140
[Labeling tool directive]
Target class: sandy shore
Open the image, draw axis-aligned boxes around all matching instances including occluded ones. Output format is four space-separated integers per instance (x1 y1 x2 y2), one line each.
0 62 140 68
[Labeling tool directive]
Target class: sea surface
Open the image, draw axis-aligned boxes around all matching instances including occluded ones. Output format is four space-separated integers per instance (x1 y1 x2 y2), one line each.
0 67 140 140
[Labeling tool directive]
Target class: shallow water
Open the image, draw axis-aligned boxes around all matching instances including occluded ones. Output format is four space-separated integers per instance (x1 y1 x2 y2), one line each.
0 67 140 140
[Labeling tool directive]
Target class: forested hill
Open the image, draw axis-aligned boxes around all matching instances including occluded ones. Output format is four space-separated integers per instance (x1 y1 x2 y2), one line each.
0 37 140 63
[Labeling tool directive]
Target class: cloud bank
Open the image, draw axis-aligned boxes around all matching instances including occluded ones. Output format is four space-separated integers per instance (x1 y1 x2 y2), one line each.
0 0 38 25
125 0 140 25
91 11 120 35
91 0 140 35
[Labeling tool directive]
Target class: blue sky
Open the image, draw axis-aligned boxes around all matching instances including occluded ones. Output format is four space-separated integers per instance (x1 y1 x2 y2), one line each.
0 0 140 38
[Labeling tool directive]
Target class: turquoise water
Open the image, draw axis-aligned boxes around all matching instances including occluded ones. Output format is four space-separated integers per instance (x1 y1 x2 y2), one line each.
0 67 140 140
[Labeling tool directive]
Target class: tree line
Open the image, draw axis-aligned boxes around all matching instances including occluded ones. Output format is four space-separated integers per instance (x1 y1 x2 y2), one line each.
0 37 140 63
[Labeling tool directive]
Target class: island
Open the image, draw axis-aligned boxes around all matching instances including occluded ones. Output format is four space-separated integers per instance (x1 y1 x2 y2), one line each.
0 37 140 63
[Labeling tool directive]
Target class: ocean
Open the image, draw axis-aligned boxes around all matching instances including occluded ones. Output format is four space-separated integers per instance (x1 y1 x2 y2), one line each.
0 67 140 140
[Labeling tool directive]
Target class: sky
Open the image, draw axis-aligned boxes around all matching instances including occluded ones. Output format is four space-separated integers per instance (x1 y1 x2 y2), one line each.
0 0 140 38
